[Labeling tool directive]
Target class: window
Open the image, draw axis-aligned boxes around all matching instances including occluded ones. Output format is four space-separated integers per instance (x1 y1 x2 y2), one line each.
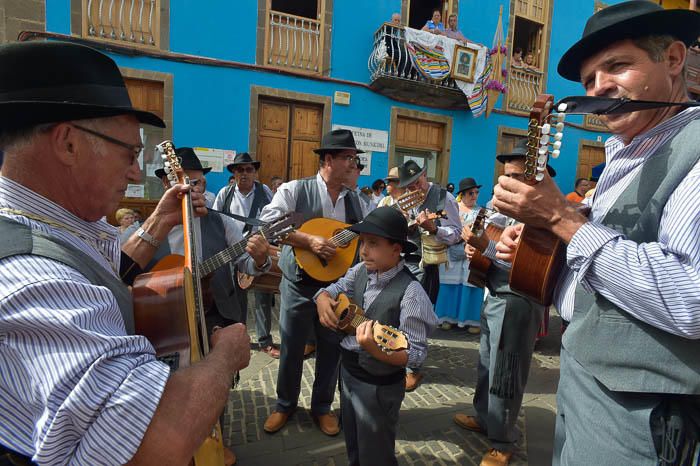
391 111 451 186
78 0 167 49
406 1 448 30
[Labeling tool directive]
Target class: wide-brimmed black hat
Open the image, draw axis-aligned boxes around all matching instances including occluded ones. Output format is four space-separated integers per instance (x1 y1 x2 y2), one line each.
155 147 212 179
398 160 427 188
457 177 482 195
558 1 700 82
0 41 164 129
226 152 260 173
496 139 557 178
313 129 365 155
348 206 417 254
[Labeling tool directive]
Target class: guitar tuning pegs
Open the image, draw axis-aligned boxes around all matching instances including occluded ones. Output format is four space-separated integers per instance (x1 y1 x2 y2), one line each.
555 122 565 132
553 132 563 141
552 149 561 159
540 123 551 135
556 113 566 123
539 134 550 145
557 102 568 113
538 154 548 164
552 140 562 150
535 172 545 182
538 147 547 156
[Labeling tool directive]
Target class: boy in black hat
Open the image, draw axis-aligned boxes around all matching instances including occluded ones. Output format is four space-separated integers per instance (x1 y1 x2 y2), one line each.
316 207 437 466
493 2 700 464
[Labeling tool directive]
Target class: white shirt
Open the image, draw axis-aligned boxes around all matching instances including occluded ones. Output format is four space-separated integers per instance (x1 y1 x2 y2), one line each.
213 183 273 239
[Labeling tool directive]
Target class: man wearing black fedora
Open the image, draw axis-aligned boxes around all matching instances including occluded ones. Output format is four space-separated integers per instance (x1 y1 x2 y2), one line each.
397 159 461 391
0 41 252 465
213 152 280 358
151 148 271 345
454 139 550 466
493 2 700 464
259 129 366 436
315 206 437 466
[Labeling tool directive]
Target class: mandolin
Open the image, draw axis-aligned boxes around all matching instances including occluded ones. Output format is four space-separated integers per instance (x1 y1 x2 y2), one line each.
294 190 425 283
467 208 503 288
508 94 568 306
132 141 225 465
333 293 409 353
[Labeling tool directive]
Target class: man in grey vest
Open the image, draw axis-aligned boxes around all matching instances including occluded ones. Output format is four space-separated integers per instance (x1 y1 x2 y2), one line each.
493 3 700 464
259 129 366 437
213 152 279 358
454 140 552 466
0 41 252 465
398 159 462 391
151 148 271 336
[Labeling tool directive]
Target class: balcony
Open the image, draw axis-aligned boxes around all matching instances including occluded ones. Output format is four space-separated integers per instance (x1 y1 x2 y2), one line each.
687 47 700 99
504 65 543 114
367 24 468 110
82 0 160 47
264 10 323 75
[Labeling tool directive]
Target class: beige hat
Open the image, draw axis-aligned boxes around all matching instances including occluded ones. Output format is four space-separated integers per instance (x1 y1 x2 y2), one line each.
384 166 400 182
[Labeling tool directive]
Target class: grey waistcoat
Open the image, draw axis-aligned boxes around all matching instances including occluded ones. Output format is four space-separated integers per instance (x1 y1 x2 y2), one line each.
564 118 700 395
0 216 135 334
145 213 243 321
278 176 362 283
353 264 415 376
407 184 447 256
222 181 271 234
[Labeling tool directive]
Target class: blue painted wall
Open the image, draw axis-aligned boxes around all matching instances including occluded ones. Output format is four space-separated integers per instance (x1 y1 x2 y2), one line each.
44 0 610 205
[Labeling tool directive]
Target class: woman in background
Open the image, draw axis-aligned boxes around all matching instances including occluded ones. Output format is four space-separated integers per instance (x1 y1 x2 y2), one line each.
421 9 445 35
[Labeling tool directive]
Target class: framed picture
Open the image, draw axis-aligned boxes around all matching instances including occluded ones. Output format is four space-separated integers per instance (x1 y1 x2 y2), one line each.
451 45 478 83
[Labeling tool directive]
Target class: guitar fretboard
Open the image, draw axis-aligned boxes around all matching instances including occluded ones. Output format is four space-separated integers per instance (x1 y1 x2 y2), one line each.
199 222 279 276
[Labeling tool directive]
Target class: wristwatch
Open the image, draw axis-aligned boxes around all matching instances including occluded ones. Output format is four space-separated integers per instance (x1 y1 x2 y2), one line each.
135 227 161 248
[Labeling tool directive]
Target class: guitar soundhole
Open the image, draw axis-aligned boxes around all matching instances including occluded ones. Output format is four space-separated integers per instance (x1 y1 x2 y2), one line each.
157 352 180 371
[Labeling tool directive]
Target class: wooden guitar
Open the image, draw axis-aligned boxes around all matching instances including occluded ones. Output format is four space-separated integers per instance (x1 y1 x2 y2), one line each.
132 141 225 465
508 94 568 306
467 208 503 288
333 293 409 353
294 190 425 283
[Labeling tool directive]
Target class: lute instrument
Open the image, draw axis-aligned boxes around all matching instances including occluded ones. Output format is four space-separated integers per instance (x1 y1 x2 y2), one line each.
466 208 503 288
294 189 425 283
333 293 409 353
508 94 568 306
132 141 225 465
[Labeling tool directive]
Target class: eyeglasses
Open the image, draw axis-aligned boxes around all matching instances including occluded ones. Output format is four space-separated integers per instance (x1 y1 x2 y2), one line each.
467 190 480 196
70 124 144 163
234 166 256 174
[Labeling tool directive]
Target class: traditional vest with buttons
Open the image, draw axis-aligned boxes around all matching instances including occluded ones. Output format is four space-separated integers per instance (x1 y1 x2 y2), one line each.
221 181 271 234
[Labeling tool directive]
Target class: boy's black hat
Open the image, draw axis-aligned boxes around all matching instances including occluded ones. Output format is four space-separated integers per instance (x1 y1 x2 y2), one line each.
348 207 417 254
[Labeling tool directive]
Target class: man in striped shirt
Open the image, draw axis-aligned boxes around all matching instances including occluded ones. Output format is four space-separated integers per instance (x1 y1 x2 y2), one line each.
0 41 256 465
493 3 700 465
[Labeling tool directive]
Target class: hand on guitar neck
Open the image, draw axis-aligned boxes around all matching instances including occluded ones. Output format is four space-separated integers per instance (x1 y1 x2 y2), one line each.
410 209 446 233
461 224 490 253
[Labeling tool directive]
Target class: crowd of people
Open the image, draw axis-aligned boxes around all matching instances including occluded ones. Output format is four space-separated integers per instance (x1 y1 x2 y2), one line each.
0 2 699 466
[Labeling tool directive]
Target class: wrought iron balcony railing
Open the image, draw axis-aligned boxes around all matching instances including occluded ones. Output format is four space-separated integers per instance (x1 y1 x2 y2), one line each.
265 10 322 74
504 65 543 114
83 0 160 47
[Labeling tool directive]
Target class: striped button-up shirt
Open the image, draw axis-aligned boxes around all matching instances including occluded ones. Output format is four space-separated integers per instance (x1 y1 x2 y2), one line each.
0 176 169 465
554 107 700 339
316 260 437 367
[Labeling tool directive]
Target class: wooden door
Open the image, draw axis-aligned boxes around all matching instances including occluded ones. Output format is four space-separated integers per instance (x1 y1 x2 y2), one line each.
257 100 290 187
290 105 323 180
576 142 605 181
394 116 447 185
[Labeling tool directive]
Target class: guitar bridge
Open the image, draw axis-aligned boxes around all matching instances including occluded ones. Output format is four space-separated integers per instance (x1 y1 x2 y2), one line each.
157 352 181 371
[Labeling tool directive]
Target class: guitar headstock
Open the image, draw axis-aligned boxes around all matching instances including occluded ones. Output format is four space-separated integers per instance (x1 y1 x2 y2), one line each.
525 94 567 184
396 190 425 211
471 208 489 235
262 212 303 244
373 323 409 354
156 140 185 186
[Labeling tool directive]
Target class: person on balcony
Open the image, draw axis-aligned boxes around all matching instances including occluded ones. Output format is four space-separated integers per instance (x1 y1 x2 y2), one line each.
445 14 469 42
511 47 525 67
390 12 401 26
421 9 445 35
523 51 538 70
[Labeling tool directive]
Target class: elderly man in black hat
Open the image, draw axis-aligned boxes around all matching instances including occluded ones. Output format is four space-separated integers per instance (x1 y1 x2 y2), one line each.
151 148 271 340
315 206 437 466
0 41 254 465
454 139 551 466
259 129 366 437
492 2 700 464
212 152 280 358
396 159 461 391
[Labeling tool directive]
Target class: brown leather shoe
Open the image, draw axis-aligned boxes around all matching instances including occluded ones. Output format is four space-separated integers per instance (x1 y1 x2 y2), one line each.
453 414 486 434
264 410 291 434
313 412 340 436
405 372 424 392
261 345 280 359
303 344 316 358
480 448 513 466
223 446 236 466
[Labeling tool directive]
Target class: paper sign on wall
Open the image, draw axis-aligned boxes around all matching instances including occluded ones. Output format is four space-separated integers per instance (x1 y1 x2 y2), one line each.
192 147 234 173
125 184 145 198
332 124 388 153
358 152 372 176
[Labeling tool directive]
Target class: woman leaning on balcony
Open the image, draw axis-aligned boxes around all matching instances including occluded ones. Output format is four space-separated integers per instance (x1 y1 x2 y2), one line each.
422 9 445 35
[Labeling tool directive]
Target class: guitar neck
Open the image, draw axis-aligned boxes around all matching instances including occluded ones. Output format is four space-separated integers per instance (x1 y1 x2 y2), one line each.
200 238 248 276
330 229 358 247
347 311 371 332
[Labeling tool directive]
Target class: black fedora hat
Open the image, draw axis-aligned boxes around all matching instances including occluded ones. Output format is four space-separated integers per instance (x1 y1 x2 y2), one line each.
348 206 417 254
398 160 427 188
558 1 700 82
155 147 212 179
226 152 261 173
313 129 365 155
457 177 482 195
496 139 557 178
0 41 164 129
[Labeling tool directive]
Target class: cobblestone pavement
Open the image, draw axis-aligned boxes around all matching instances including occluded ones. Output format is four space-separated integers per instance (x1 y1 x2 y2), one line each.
222 298 562 466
